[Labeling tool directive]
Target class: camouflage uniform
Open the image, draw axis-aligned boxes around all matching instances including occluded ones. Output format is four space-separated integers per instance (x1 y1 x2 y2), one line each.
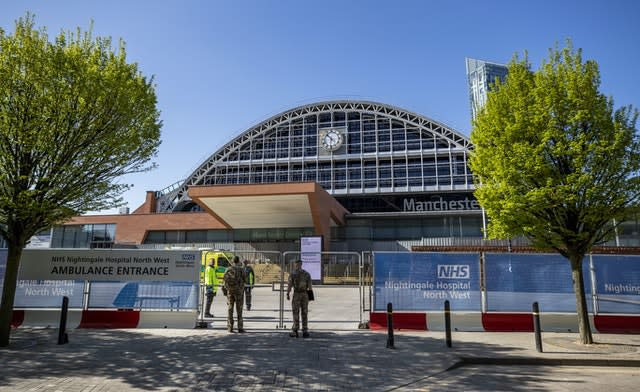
288 268 312 334
224 264 246 332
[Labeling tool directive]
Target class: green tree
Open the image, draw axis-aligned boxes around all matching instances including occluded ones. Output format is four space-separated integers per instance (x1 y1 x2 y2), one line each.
0 14 161 346
469 42 640 344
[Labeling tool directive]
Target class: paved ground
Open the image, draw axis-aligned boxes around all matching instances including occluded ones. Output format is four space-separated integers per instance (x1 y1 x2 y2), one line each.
1 286 639 391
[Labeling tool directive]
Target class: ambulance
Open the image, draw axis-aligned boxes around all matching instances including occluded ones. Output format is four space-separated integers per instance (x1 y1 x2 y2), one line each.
200 250 234 284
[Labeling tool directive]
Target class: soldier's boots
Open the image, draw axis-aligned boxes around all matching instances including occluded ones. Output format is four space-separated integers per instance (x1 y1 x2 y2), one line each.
289 331 298 338
238 329 246 333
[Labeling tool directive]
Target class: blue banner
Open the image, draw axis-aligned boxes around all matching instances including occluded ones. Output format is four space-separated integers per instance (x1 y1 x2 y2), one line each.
374 252 481 311
14 280 85 308
88 281 198 310
591 255 640 314
484 253 592 312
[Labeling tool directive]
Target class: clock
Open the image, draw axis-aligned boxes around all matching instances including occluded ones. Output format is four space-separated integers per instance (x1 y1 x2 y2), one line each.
320 129 344 152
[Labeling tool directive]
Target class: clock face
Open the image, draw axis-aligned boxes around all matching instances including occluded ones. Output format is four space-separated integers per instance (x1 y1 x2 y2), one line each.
320 129 343 151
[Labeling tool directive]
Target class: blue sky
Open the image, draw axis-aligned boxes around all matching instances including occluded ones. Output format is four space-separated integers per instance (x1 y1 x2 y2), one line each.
2 0 639 214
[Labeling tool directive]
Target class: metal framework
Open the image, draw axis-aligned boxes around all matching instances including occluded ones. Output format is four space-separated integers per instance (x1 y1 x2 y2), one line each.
156 100 474 212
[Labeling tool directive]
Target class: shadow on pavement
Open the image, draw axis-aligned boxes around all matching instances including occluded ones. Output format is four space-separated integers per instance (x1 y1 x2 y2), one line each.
1 328 546 391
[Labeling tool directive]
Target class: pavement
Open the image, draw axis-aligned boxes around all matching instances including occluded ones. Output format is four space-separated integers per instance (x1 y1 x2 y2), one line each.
1 286 639 391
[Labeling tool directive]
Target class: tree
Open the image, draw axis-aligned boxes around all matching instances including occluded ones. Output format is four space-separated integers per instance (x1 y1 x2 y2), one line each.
0 14 162 346
469 41 640 345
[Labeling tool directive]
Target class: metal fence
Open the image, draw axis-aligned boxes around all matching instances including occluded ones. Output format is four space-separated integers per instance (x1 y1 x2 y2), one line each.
373 252 640 314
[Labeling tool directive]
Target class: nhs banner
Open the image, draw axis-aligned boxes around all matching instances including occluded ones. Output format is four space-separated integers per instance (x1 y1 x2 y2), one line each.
484 253 592 312
14 280 85 308
18 249 200 282
591 255 640 314
373 252 481 311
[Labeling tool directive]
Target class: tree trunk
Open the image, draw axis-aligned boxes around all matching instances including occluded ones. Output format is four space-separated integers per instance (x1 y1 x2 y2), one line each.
569 253 594 345
0 243 23 347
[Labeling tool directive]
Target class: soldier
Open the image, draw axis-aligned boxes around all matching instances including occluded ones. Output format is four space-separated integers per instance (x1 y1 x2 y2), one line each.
286 259 312 338
244 259 255 310
223 256 246 333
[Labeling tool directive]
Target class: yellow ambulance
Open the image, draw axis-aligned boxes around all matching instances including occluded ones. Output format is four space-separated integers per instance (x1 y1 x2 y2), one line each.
200 250 233 283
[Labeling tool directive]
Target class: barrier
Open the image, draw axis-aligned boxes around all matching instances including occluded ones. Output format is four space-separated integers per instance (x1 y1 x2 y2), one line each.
5 250 639 332
368 311 640 333
369 252 640 333
78 310 140 328
594 315 640 333
426 311 484 331
138 310 197 328
369 312 426 331
11 309 197 329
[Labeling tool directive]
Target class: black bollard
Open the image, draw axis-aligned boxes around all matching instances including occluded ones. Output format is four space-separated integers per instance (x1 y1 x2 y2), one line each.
532 301 543 352
386 302 395 349
58 296 69 345
444 300 452 348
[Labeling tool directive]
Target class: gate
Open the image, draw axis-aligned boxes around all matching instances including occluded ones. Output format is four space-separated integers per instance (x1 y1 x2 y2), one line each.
198 249 283 329
281 251 363 329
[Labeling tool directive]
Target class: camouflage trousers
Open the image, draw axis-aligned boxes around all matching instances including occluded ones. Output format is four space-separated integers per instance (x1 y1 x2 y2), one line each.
226 289 244 330
291 291 309 332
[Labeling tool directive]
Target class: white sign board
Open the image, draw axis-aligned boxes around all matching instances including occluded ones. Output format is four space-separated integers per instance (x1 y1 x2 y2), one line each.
18 249 200 282
300 236 322 280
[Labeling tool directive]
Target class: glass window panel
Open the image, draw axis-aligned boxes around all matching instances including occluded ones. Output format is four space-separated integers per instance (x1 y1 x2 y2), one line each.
394 178 407 187
408 177 422 186
397 220 422 239
234 229 251 241
422 217 446 237
422 137 435 149
51 227 64 248
206 230 231 242
165 231 179 244
373 225 395 240
185 230 206 243
62 226 77 248
319 113 331 125
145 231 165 244
345 226 371 240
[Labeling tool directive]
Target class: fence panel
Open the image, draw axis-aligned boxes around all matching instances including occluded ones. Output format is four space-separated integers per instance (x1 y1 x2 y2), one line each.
591 255 640 313
373 252 482 311
484 253 592 312
88 281 197 310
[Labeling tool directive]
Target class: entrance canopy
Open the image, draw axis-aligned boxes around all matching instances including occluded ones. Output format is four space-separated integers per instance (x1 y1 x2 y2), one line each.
188 182 348 247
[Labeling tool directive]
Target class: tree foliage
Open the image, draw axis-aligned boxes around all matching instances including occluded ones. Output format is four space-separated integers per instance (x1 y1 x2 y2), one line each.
0 14 161 346
469 41 640 344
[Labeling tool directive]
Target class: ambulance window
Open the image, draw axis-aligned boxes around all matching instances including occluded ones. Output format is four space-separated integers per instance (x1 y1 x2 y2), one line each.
218 257 230 268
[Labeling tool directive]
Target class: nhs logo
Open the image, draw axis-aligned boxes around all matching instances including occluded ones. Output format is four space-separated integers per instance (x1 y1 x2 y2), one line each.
437 265 470 279
181 253 196 261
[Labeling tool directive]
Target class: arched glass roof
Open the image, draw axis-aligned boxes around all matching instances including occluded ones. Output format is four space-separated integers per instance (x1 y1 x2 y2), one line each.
156 100 473 212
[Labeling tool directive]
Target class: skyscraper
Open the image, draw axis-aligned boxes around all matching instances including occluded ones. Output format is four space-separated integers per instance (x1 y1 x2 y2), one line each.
466 57 508 120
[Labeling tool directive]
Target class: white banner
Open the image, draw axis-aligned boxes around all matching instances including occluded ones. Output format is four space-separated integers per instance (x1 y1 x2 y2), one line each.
300 236 322 280
18 249 200 282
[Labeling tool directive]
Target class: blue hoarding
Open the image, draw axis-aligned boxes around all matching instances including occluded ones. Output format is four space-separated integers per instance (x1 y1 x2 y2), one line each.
484 253 592 312
374 252 481 311
592 255 640 313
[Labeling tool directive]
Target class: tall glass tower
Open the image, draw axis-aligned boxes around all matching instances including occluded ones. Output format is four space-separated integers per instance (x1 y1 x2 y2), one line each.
466 58 508 120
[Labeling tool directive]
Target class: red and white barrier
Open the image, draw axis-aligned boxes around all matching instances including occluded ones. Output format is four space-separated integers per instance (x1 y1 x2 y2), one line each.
12 309 197 329
369 311 640 333
13 309 640 333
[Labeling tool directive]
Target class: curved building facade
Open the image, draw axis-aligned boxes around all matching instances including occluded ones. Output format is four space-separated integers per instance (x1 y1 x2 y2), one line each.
56 100 486 251
158 100 473 212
